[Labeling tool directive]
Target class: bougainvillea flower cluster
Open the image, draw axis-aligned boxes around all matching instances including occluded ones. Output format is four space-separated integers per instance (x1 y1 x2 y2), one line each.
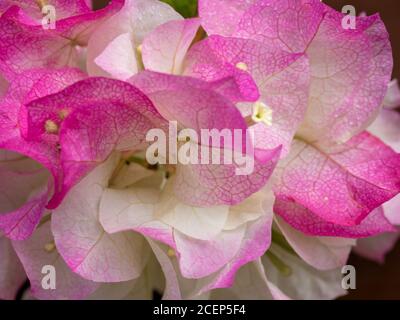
0 0 399 300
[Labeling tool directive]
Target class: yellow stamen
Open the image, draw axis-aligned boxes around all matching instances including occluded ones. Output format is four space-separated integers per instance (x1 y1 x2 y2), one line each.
58 109 70 120
136 45 143 55
167 248 176 257
36 0 48 10
235 62 248 72
45 120 59 134
44 242 56 253
251 101 273 126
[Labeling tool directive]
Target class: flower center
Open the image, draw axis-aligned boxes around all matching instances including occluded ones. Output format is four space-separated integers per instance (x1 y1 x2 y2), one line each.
58 109 70 120
251 101 273 126
44 241 56 253
235 62 248 72
108 151 171 189
45 120 59 134
36 0 48 10
167 248 176 257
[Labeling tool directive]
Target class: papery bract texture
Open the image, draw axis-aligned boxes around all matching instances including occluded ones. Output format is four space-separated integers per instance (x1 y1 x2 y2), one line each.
185 36 310 155
130 71 281 206
199 0 393 145
87 0 181 79
0 0 91 20
368 89 400 226
24 77 163 208
12 220 99 299
261 246 347 300
52 155 149 282
0 68 85 240
275 216 355 270
142 18 201 75
274 199 396 238
273 132 400 228
0 0 124 80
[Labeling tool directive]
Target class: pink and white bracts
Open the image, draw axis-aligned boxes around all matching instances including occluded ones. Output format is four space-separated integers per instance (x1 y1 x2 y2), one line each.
0 0 399 300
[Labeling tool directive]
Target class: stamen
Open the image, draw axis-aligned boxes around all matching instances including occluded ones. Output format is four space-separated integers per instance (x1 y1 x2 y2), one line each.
235 62 248 71
167 248 176 257
58 109 70 120
251 101 273 126
36 0 48 10
44 242 56 253
45 120 59 134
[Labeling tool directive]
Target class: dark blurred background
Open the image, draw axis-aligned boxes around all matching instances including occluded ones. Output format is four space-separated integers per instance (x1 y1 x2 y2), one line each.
94 0 400 299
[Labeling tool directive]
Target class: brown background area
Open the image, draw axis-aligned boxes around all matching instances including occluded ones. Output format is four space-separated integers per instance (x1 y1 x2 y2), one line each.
93 0 400 299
